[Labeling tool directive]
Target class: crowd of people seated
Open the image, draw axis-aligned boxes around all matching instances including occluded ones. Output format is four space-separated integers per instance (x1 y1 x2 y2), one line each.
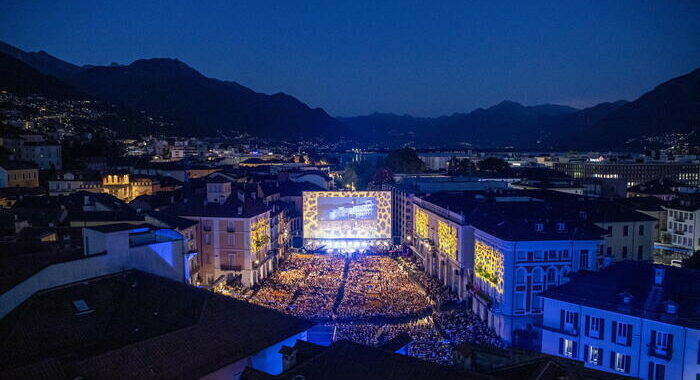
337 256 431 319
242 251 503 365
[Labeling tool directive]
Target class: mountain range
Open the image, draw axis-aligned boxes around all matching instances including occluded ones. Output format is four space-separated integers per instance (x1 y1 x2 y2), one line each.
1 41 698 149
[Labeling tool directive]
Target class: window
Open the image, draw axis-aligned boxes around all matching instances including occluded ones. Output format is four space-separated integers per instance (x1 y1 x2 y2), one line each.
614 322 632 345
205 233 211 245
622 246 628 259
638 246 643 260
648 362 665 380
652 331 671 356
587 316 603 339
532 267 543 284
515 292 525 313
560 249 571 259
562 310 578 332
515 268 526 285
623 226 629 236
226 220 235 232
535 223 544 232
546 250 558 260
607 226 613 235
560 338 576 358
227 233 235 246
585 345 602 366
546 268 557 289
227 253 236 266
557 223 566 231
203 220 212 231
613 352 630 373
606 246 612 256
531 291 543 313
516 251 527 261
580 250 589 269
639 225 645 236
534 250 544 261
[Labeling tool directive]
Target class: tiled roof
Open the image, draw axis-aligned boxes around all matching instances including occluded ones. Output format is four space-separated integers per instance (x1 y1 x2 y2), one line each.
543 261 700 329
0 270 315 379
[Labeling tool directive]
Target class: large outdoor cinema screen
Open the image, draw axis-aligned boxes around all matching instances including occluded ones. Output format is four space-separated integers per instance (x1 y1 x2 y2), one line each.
303 191 391 240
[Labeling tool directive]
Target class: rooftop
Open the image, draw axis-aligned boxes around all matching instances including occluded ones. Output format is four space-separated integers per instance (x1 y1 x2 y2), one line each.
0 270 315 379
543 261 700 329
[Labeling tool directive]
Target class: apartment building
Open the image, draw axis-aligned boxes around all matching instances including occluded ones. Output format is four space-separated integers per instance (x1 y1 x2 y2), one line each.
541 262 699 380
0 161 39 188
664 194 700 254
468 203 605 350
169 178 274 287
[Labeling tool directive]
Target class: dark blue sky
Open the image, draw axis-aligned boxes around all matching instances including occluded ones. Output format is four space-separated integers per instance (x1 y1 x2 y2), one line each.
1 1 698 116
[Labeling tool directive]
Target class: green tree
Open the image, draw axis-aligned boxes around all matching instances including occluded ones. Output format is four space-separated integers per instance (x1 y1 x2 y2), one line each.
383 148 425 173
476 157 510 173
448 157 476 175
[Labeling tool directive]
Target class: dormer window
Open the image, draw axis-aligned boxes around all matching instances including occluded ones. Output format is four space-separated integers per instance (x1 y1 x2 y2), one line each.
535 223 544 232
665 301 677 314
557 223 566 231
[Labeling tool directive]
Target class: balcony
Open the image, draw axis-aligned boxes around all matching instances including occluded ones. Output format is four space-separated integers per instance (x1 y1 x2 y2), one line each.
220 264 242 271
540 323 579 337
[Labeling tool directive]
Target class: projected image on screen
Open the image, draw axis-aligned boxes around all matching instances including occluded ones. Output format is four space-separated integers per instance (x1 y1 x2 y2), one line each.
303 191 391 240
318 197 377 221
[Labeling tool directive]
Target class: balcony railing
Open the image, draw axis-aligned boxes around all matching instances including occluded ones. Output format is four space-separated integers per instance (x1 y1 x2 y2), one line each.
220 264 242 271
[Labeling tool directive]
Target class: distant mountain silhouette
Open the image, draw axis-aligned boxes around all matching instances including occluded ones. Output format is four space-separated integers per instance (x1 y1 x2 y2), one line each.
0 42 347 138
0 41 81 80
342 101 580 147
579 68 700 149
0 51 83 99
1 40 698 148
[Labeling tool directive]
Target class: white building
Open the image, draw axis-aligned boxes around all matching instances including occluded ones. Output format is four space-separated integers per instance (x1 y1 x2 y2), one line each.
541 262 699 380
664 195 700 254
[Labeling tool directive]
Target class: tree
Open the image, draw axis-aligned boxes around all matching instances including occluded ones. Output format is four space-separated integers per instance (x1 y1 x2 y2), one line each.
476 157 510 173
383 148 425 174
372 168 394 186
447 157 476 175
341 166 358 189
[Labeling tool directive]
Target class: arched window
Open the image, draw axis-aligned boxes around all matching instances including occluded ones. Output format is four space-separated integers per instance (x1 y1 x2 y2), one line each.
560 266 571 284
546 267 557 289
532 267 543 284
515 268 526 285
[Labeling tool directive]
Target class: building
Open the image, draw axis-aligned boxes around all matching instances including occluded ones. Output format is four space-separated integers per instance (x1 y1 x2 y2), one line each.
167 180 274 288
0 270 315 379
19 141 62 170
627 178 697 201
48 171 102 195
0 161 39 188
0 223 192 317
664 194 700 254
101 172 161 202
541 262 700 380
554 161 700 188
467 202 606 350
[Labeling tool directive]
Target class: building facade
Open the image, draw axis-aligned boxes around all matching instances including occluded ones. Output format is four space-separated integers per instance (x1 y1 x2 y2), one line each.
541 262 699 380
554 161 700 188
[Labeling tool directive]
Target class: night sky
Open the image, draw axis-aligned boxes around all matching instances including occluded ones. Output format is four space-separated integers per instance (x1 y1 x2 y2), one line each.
1 1 698 117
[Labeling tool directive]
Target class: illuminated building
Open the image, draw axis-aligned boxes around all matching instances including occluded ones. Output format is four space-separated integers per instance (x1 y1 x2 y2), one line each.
168 180 274 287
409 191 608 349
541 262 699 380
101 172 161 202
554 161 700 188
